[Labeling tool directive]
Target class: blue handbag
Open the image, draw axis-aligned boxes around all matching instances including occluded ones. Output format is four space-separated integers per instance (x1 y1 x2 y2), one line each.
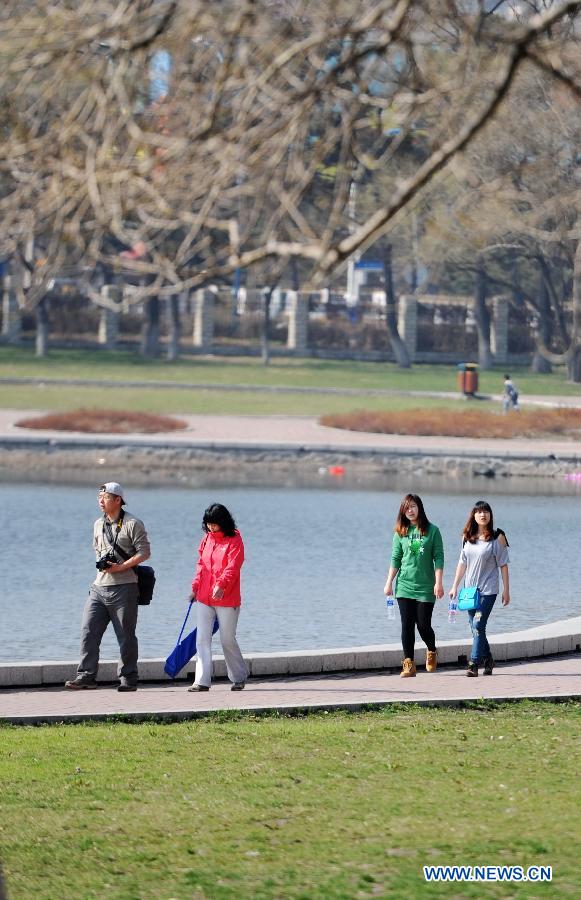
164 604 220 679
457 586 481 611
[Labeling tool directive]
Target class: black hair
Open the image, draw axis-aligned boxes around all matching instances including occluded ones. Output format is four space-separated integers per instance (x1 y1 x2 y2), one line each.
202 503 237 537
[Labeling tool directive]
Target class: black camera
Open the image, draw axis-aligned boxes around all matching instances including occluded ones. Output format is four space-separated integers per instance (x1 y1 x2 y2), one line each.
96 550 117 571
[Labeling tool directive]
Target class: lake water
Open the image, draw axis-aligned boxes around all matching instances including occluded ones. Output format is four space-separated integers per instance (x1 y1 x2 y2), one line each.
1 484 579 662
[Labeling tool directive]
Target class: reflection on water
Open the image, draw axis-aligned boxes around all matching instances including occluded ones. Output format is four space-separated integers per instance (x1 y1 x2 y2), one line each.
4 467 581 498
1 483 579 661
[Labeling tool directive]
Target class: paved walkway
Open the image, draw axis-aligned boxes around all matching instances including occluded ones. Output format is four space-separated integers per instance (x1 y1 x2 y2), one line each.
1 654 579 724
2 409 581 460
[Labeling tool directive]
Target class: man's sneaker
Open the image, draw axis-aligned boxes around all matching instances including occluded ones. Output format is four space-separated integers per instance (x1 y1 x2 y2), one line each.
466 661 479 677
483 656 494 676
117 683 138 692
400 658 417 678
231 682 246 691
187 684 210 692
426 650 438 673
65 676 97 690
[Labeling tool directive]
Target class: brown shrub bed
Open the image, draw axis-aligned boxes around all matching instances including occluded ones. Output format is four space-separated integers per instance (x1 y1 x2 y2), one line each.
16 409 188 434
320 407 581 439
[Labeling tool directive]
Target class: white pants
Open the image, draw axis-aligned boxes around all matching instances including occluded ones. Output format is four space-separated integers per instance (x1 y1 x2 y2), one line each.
195 603 248 688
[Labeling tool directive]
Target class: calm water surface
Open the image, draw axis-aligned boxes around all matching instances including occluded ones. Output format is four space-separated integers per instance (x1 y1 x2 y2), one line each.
1 484 579 661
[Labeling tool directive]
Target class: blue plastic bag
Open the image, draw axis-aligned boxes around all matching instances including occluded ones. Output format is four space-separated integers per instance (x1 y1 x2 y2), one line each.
164 605 220 679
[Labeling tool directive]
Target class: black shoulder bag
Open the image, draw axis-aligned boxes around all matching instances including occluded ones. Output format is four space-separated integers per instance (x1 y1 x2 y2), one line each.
103 511 156 606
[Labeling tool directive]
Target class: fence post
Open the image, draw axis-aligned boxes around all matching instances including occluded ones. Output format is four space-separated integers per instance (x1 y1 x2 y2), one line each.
286 290 308 354
491 295 509 365
398 294 417 361
192 288 214 350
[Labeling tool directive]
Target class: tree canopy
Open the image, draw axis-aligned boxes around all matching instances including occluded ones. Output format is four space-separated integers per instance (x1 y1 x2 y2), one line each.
0 0 579 311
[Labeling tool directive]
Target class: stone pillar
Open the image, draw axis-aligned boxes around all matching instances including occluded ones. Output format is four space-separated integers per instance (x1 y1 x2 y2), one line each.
398 294 417 360
192 288 214 350
98 285 121 347
491 295 509 365
1 277 21 343
286 290 308 354
271 287 282 317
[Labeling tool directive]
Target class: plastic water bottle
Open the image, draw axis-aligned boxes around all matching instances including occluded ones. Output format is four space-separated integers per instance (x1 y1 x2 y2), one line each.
448 598 457 624
386 595 395 620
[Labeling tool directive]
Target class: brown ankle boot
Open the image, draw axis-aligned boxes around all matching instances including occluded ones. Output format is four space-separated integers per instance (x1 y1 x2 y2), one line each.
400 658 417 678
426 650 438 673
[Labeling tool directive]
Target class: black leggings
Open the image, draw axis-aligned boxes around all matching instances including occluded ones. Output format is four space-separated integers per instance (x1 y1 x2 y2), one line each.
397 597 436 659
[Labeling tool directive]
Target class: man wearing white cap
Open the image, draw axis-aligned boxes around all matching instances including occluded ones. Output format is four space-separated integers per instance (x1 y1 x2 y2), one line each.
65 482 151 692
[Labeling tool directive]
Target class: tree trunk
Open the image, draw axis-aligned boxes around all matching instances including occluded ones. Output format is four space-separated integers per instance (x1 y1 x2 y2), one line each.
531 269 552 372
474 263 493 370
382 243 411 368
261 287 272 365
510 256 525 309
530 242 581 382
538 252 568 345
140 295 160 357
166 294 180 361
567 242 581 383
531 352 552 374
35 296 49 357
568 346 581 382
290 258 300 291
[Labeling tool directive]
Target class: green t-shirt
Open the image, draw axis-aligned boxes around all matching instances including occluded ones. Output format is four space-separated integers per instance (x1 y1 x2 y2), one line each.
391 523 444 602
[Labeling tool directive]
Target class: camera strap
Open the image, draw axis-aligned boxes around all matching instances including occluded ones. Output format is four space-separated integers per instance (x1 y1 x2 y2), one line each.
103 509 130 561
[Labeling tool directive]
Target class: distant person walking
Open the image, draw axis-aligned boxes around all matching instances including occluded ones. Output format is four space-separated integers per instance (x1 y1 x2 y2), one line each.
503 374 519 412
65 483 151 692
188 503 248 692
384 494 444 677
448 500 510 677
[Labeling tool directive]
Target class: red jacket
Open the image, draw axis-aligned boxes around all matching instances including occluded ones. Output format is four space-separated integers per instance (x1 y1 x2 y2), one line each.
191 530 245 607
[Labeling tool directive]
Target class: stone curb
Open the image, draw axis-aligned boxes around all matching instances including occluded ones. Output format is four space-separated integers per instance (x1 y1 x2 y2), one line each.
5 692 581 727
2 616 580 688
2 434 581 464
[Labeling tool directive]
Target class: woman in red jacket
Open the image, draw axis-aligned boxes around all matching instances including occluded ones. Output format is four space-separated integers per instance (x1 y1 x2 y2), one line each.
188 503 248 692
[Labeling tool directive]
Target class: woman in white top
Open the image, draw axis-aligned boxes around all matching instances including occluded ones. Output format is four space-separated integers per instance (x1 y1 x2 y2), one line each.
449 500 510 677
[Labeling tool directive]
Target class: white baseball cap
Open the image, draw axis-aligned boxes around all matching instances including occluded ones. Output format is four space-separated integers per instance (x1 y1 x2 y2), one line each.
99 482 126 503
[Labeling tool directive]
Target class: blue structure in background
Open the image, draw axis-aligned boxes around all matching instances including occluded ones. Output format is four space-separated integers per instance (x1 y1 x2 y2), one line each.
149 49 172 103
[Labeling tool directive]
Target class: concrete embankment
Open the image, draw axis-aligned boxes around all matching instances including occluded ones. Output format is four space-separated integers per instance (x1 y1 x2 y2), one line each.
2 409 581 491
2 616 580 688
2 437 581 492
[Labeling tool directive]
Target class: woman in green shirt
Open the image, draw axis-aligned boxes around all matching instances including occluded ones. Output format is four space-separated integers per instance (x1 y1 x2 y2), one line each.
384 494 445 678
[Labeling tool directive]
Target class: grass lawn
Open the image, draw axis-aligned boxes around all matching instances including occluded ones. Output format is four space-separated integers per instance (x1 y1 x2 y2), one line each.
0 384 469 417
1 347 578 417
1 702 579 899
1 347 581 397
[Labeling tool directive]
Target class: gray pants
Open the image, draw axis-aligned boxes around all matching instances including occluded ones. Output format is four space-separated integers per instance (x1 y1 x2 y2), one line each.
195 603 248 688
77 584 139 683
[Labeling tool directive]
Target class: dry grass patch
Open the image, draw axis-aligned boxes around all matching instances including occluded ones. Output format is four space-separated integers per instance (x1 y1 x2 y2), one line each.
320 407 581 439
16 408 188 434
